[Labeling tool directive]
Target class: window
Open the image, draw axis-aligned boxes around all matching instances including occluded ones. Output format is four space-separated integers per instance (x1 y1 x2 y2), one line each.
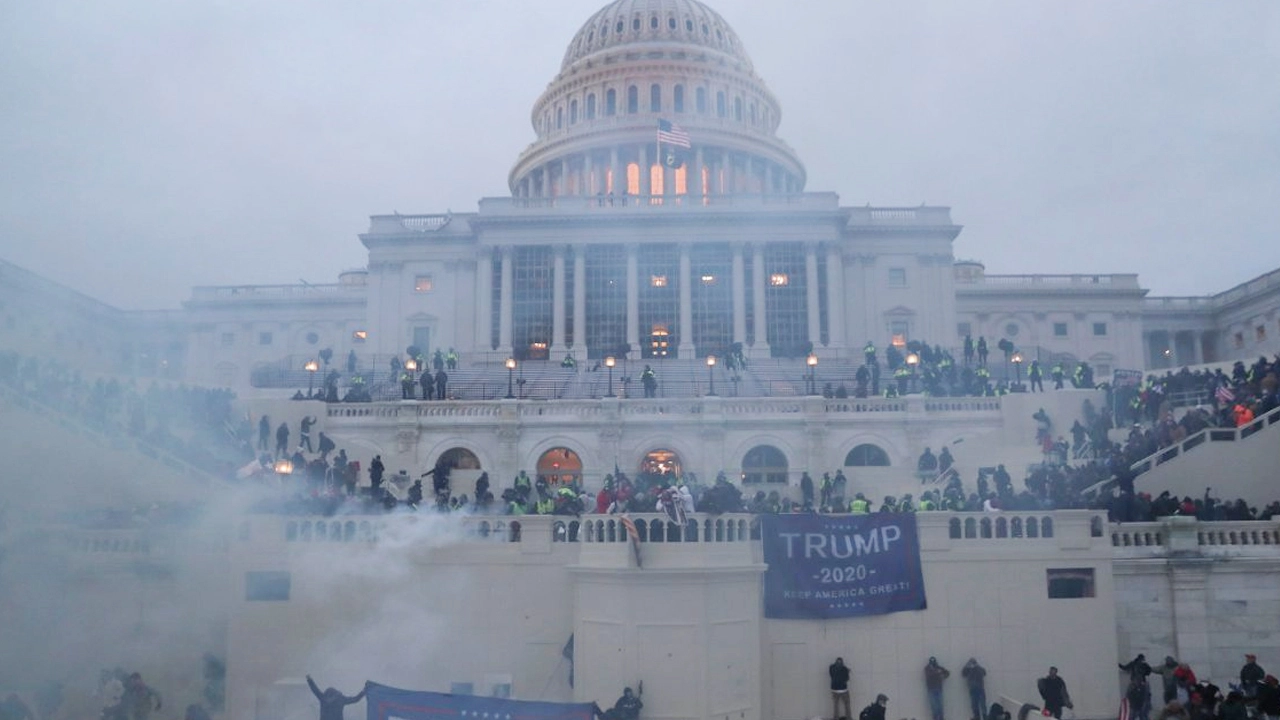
888 268 906 287
742 445 788 483
1092 322 1108 337
1233 332 1244 349
650 15 658 29
586 93 596 119
674 85 684 113
890 321 909 339
1046 568 1095 599
957 322 972 338
650 84 661 112
1053 322 1068 337
569 99 578 124
632 17 640 31
769 273 789 287
696 87 706 114
606 89 616 116
556 107 563 129
650 274 668 288
627 86 638 114
220 332 235 346
844 444 890 467
716 91 726 118
733 96 742 121
414 275 434 292
1005 323 1019 337
246 571 291 601
669 17 677 30
258 332 273 346
1257 326 1267 342
305 332 319 345
686 19 693 32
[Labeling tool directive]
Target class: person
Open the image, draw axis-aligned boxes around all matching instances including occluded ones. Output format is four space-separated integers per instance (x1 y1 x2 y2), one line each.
1036 667 1071 719
369 455 385 492
801 472 815 508
435 369 448 400
1029 360 1044 392
976 336 989 366
276 421 290 457
609 687 643 720
400 372 415 399
421 368 435 400
446 347 458 370
306 676 367 720
938 447 954 473
859 694 888 720
300 415 316 452
1219 692 1248 720
122 673 162 720
1241 654 1267 699
1153 656 1176 704
641 365 657 398
918 448 938 473
258 415 271 452
1257 675 1280 720
924 657 950 720
963 335 974 365
962 658 987 720
317 432 335 460
829 657 852 720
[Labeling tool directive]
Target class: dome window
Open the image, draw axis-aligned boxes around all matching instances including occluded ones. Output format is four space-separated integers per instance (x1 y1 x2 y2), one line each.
650 16 658 30
588 31 594 43
601 23 608 37
716 28 723 42
616 20 624 34
750 102 756 125
716 91 726 118
570 99 578 124
695 87 706 114
701 23 708 35
650 83 661 113
674 85 685 113
627 85 638 114
556 106 564 130
685 18 693 32
632 17 640 32
586 93 596 120
734 96 743 122
606 89 617 116
668 17 676 30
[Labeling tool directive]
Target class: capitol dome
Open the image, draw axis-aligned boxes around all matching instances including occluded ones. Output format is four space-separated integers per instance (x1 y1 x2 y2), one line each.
509 0 806 200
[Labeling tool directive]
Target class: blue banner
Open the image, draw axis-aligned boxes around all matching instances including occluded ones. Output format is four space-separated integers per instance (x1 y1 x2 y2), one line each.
365 683 596 720
761 513 927 619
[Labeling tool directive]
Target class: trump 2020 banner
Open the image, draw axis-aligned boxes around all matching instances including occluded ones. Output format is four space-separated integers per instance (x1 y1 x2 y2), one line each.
761 513 928 619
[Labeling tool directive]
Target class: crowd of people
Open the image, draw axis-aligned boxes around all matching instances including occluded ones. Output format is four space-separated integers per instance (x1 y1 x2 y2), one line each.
1117 652 1280 720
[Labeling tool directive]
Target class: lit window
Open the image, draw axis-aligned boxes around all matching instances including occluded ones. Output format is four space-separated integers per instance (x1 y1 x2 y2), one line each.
1054 322 1068 337
221 332 235 346
1047 568 1095 599
769 273 789 287
888 268 906 287
700 274 716 285
414 275 434 292
352 330 368 342
1092 322 1107 336
258 332 273 346
650 275 668 288
890 321 909 341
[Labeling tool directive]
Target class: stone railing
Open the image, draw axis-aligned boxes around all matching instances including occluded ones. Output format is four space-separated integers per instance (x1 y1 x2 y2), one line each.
845 206 955 226
188 284 363 302
1111 516 1280 558
1129 404 1280 476
476 192 840 215
963 274 1140 288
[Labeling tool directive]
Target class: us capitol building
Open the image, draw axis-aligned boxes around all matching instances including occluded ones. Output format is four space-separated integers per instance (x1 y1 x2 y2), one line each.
1 3 1279 720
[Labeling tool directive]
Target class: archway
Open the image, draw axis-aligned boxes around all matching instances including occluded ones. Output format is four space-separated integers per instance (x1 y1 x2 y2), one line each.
537 447 583 485
639 448 682 482
742 445 788 484
435 447 483 497
844 444 890 467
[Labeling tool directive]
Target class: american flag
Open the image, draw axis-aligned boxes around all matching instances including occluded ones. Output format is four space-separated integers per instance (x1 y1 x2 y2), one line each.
1215 385 1235 404
620 514 643 568
1118 697 1130 720
657 119 691 148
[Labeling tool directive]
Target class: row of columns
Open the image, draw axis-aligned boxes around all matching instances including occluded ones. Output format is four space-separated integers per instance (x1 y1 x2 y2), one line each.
516 145 799 199
481 243 847 358
1144 329 1207 368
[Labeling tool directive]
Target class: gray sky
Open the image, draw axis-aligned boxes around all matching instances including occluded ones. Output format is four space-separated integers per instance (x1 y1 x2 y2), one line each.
1 0 1277 310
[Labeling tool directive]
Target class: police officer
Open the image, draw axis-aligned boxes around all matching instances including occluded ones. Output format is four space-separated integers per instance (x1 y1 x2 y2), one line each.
864 340 877 368
850 493 870 514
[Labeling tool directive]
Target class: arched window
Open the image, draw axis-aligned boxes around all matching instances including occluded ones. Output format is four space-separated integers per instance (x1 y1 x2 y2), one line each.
949 518 961 539
627 86 639 114
556 107 563 130
586 93 596 120
742 445 788 484
734 96 743 121
844 444 890 467
650 15 658 29
639 449 682 479
695 87 706 114
669 17 677 30
570 99 578 124
650 84 661 112
716 91 726 118
606 89 617 116
537 447 583 485
674 85 685 113
632 17 641 32
750 102 757 125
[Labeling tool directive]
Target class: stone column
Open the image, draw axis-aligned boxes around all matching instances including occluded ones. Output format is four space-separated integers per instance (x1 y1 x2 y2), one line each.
732 245 747 344
560 158 569 197
639 145 650 198
752 244 769 355
825 244 846 351
626 244 640 353
552 245 567 355
610 148 620 196
584 153 595 197
693 147 704 198
805 243 821 348
476 250 493 351
764 163 774 195
678 243 694 357
573 246 587 356
498 247 514 355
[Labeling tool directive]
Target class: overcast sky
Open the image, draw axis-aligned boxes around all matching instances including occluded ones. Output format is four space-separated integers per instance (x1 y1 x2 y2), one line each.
1 0 1277 309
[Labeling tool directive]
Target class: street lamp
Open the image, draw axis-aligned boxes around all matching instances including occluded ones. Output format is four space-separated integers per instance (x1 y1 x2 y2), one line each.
304 359 319 397
404 358 418 373
604 356 616 397
1011 350 1024 391
806 352 819 395
905 352 919 394
505 357 517 399
273 458 294 476
706 355 717 396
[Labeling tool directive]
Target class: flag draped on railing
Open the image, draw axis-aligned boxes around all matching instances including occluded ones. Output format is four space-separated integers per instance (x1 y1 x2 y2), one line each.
620 514 643 568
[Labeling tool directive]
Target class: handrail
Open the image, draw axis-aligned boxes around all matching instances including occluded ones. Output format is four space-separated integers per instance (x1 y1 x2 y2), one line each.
1130 404 1280 475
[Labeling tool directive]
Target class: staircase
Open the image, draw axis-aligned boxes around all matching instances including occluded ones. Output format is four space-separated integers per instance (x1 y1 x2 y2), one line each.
1132 404 1280 505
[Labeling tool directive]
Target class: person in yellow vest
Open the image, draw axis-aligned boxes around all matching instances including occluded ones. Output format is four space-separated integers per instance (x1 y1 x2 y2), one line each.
849 493 871 514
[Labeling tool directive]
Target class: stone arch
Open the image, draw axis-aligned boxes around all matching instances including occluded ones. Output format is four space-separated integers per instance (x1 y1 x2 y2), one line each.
418 438 494 474
528 436 596 484
537 447 584 486
836 433 906 470
741 444 788 485
627 436 698 480
729 435 799 477
844 443 890 467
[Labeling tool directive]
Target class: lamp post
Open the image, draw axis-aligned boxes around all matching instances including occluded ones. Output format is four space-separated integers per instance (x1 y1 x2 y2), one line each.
273 458 294 476
905 352 919 394
604 356 616 397
706 355 717 396
404 358 418 373
304 359 319 397
505 357 517 399
1011 350 1024 391
806 352 818 395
